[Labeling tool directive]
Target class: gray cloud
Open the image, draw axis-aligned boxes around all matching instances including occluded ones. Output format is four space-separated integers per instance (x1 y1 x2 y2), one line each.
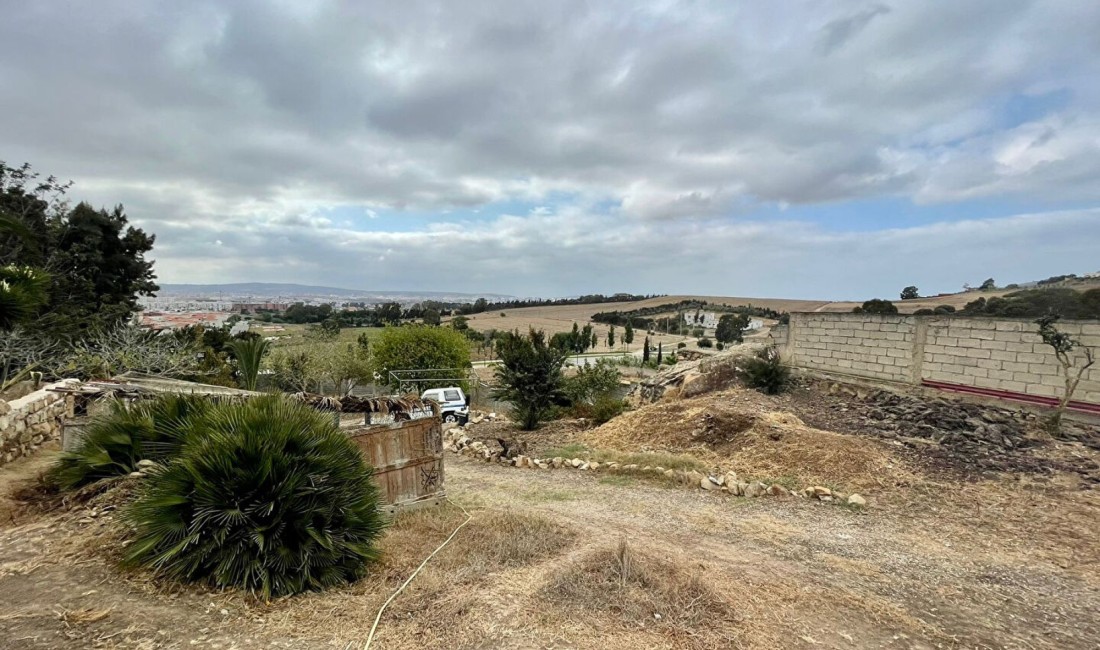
2 1 1099 295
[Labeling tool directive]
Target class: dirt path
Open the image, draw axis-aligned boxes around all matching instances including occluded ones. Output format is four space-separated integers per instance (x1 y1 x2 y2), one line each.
0 449 1097 649
444 457 1100 649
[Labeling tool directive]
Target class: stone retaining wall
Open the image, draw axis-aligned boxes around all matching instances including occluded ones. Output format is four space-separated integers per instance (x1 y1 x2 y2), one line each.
773 313 1100 407
0 379 79 466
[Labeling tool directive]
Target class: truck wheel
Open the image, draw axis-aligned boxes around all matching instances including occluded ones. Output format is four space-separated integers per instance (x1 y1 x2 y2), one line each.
443 413 458 423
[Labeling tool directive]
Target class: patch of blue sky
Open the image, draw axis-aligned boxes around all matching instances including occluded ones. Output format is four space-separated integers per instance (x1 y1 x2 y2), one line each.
747 194 1095 233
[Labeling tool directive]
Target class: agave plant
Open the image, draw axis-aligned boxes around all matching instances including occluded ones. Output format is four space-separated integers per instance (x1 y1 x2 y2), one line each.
51 394 212 489
123 395 386 598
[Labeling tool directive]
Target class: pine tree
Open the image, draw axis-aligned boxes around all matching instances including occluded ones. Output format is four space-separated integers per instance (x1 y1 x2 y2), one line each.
607 325 616 348
623 321 634 346
642 336 650 363
657 342 663 365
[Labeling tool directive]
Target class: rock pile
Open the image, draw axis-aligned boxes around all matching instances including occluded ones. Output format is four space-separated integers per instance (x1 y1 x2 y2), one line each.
442 424 867 507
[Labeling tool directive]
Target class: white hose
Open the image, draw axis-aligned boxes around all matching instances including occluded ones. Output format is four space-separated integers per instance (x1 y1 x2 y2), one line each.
362 499 473 650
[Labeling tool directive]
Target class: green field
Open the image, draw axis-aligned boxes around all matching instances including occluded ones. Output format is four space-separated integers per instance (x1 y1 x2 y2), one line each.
251 324 387 348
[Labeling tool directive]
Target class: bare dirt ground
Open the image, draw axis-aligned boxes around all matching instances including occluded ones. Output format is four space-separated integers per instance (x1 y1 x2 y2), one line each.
2 406 1099 650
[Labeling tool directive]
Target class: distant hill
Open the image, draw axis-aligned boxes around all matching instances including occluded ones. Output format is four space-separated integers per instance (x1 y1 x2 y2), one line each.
157 283 513 302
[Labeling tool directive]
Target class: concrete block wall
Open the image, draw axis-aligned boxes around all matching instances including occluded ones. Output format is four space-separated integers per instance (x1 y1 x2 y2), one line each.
779 314 1100 407
0 379 79 466
922 317 1100 404
786 313 916 384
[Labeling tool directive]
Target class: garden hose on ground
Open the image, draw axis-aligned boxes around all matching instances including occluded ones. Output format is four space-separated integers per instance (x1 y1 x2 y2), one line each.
362 498 473 650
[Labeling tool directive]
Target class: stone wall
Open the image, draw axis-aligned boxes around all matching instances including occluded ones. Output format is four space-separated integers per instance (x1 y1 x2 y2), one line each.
774 313 1100 407
0 379 79 466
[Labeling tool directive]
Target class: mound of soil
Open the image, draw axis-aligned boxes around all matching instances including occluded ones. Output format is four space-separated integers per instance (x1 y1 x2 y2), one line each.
583 390 912 491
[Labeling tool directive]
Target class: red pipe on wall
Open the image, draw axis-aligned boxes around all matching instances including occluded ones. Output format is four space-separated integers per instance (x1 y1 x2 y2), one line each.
920 379 1100 415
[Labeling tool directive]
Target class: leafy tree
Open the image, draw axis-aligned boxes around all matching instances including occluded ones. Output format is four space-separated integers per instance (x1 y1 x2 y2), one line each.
607 325 615 348
268 348 321 393
375 302 403 325
451 315 470 331
1035 315 1096 432
962 288 1100 319
715 313 751 344
623 321 634 346
564 359 621 407
1 161 72 266
493 329 567 430
980 278 996 291
852 299 898 315
122 395 386 599
900 286 920 300
371 325 471 390
422 308 441 326
44 203 158 337
229 337 270 391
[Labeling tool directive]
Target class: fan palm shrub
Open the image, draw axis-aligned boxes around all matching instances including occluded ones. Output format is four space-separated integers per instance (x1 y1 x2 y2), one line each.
123 395 386 599
229 336 269 391
51 394 212 489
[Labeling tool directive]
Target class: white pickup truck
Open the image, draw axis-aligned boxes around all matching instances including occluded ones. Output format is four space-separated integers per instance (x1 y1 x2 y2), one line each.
419 386 470 424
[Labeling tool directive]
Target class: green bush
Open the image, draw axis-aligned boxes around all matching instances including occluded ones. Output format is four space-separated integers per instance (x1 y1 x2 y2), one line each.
740 346 790 395
493 329 567 430
591 396 626 424
51 395 212 489
676 342 686 349
371 325 472 390
697 337 713 348
123 395 385 599
716 342 725 351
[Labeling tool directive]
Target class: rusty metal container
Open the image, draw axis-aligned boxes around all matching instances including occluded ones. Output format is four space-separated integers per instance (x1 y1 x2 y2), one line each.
345 416 445 514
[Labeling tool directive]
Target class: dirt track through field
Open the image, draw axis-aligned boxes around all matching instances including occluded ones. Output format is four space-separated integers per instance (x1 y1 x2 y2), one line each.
1 448 1098 649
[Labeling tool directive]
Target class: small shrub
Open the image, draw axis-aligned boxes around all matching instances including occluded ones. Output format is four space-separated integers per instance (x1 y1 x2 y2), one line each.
676 342 686 349
123 395 386 599
716 342 724 351
740 345 790 395
51 395 212 490
697 337 712 348
591 396 626 424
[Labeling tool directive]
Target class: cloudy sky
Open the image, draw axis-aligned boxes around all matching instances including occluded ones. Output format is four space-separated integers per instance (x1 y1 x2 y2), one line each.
3 1 1100 300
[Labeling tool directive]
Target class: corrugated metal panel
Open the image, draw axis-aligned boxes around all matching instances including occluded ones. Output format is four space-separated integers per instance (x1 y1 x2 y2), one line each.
346 417 445 513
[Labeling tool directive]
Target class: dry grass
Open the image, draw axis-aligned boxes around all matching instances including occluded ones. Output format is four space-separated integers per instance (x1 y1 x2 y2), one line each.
539 540 741 644
585 389 914 491
256 504 577 647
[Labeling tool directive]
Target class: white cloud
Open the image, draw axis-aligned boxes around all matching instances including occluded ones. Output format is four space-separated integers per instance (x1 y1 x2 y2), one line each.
1 1 1099 294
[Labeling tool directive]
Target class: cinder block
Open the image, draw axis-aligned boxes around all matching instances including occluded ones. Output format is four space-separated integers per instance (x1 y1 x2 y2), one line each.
994 321 1025 332
971 329 996 341
1025 384 1058 398
990 350 1016 362
1000 380 1028 394
964 366 989 378
1017 352 1047 364
976 359 1002 370
979 339 1007 351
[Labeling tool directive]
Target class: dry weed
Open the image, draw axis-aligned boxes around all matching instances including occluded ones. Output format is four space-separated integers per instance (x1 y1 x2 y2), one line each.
540 540 739 644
